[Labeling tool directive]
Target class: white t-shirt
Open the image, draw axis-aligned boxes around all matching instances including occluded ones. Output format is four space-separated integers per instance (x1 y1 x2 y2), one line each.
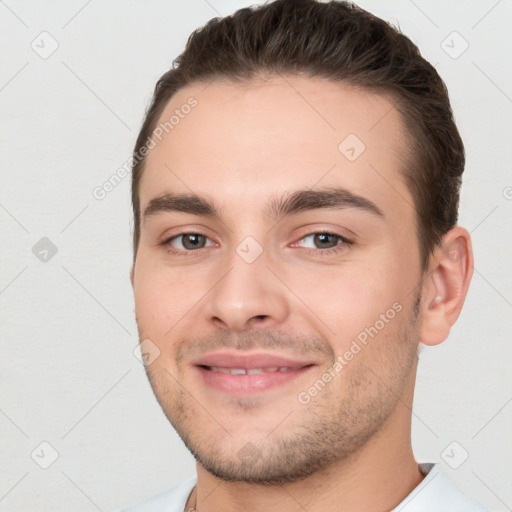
119 463 491 512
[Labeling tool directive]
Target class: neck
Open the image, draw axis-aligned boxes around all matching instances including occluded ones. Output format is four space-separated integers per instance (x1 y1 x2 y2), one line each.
189 394 424 512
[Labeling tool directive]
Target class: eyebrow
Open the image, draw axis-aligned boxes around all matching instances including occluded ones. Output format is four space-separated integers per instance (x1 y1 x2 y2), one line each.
142 187 384 222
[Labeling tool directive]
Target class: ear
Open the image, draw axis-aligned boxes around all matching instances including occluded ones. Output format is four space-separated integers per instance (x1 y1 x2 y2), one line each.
419 226 474 346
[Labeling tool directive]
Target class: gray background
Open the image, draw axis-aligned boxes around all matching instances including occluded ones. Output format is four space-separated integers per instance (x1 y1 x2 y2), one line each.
0 0 511 510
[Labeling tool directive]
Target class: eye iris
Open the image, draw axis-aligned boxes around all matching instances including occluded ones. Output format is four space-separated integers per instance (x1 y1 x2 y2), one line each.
183 234 206 250
314 233 338 249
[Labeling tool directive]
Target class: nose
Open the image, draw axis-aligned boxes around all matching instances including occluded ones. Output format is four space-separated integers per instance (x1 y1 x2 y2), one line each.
202 248 290 332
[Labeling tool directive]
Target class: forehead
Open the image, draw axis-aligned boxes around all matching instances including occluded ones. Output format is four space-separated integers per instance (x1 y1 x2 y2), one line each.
139 75 413 221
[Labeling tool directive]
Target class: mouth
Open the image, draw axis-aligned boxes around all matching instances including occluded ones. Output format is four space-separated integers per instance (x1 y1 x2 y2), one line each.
191 352 316 395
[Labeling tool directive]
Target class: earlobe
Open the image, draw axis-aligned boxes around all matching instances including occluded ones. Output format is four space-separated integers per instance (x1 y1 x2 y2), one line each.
419 226 474 346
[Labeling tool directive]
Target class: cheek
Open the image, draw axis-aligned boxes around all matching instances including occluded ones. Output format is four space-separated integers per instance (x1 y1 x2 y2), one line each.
133 261 202 337
286 262 402 342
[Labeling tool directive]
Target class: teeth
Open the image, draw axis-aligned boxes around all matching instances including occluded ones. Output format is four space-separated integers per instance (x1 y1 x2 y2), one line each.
208 366 297 374
209 367 247 375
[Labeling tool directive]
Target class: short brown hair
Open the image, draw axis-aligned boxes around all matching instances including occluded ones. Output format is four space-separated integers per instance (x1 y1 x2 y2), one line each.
131 0 465 270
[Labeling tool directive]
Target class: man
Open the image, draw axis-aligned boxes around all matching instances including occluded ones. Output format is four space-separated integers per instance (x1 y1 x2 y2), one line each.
123 0 489 510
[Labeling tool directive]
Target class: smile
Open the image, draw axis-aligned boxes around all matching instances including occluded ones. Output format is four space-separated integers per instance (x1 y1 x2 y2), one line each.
191 353 317 395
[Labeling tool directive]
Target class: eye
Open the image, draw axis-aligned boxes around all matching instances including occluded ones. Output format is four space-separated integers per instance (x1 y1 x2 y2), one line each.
299 232 342 249
293 231 352 256
164 232 216 252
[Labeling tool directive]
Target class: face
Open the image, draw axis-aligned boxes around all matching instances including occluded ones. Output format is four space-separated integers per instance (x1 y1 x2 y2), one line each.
131 75 423 483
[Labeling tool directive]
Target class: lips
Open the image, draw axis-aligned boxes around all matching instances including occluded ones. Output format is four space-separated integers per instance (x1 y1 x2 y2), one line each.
191 352 315 395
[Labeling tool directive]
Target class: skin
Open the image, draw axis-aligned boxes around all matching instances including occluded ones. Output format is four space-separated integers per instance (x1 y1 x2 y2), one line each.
130 74 473 512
